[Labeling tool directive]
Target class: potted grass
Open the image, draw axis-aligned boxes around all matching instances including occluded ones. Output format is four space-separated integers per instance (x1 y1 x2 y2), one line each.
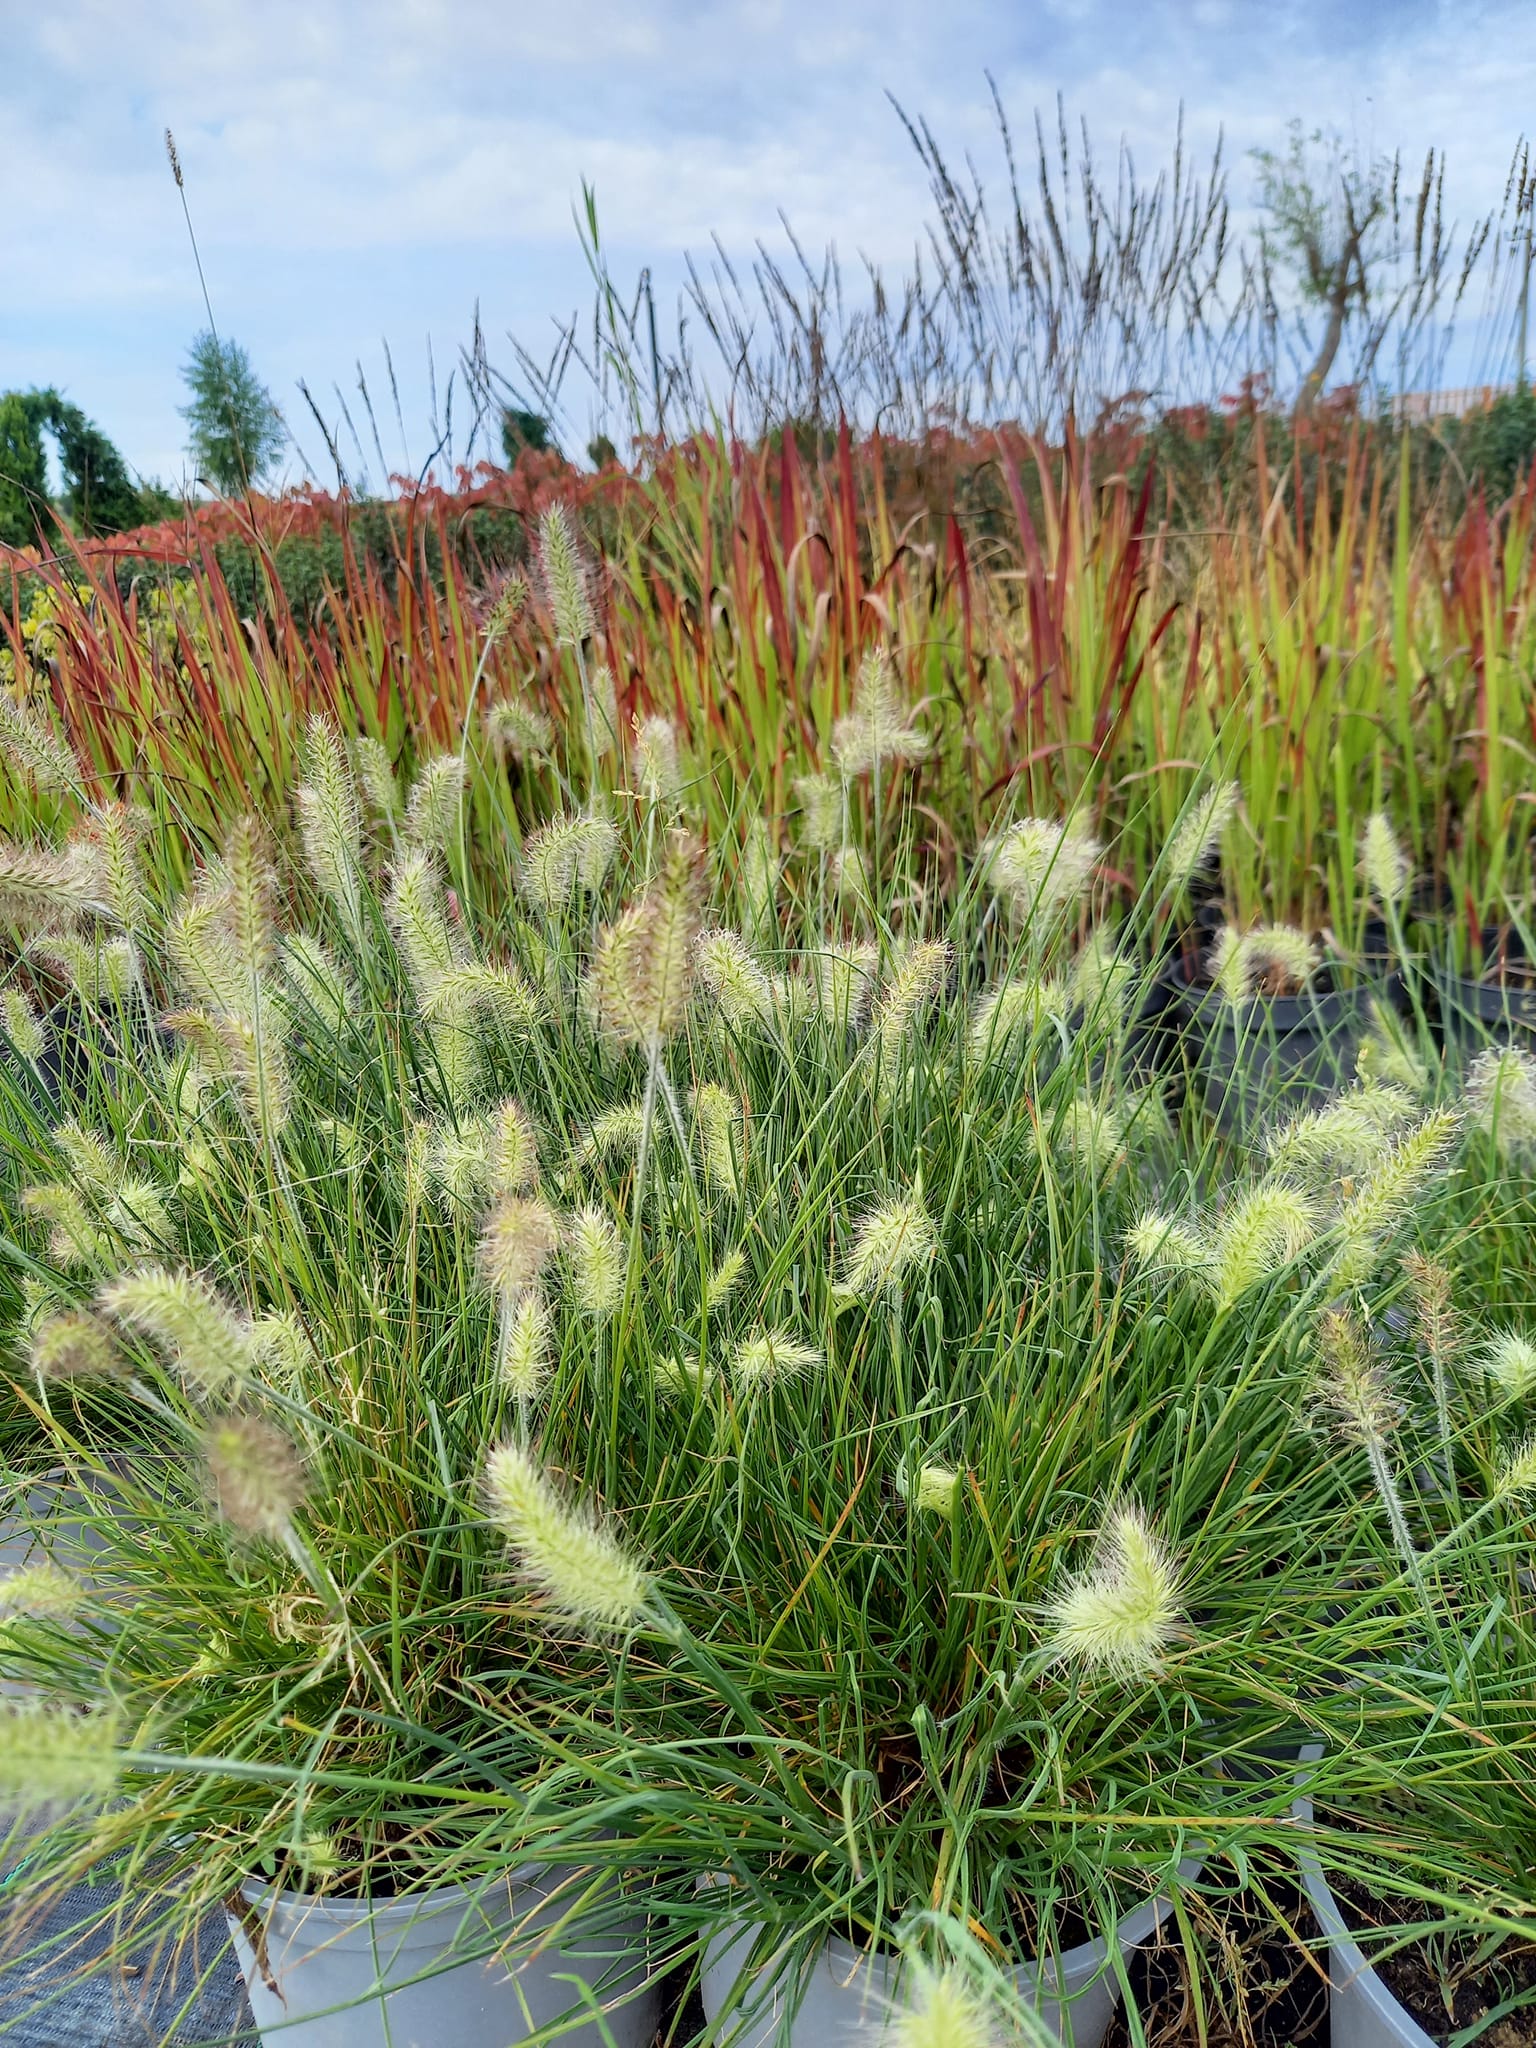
444 792 1470 2045
0 725 670 2045
1280 1191 1536 2047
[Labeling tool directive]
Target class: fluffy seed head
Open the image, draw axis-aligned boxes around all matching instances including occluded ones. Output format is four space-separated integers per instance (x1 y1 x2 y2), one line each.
1041 1501 1184 1681
1210 1183 1317 1307
537 503 596 647
1124 1211 1210 1284
730 1327 823 1390
0 695 82 794
203 1413 309 1541
888 1962 996 2048
0 1700 122 1818
482 1442 651 1633
1315 1306 1401 1451
894 1459 960 1517
518 811 618 916
967 976 1072 1063
695 928 775 1030
488 1099 541 1195
1265 1086 1416 1184
0 1563 87 1620
80 802 152 937
1403 1251 1459 1364
30 1310 124 1388
485 697 555 764
793 772 844 851
99 1267 253 1400
1482 1331 1536 1401
1070 928 1136 1028
1332 1109 1461 1284
705 1248 747 1313
841 1194 938 1301
479 1197 562 1298
574 1101 647 1169
811 941 880 1032
1359 813 1411 906
1049 1095 1126 1178
692 1082 745 1197
351 735 401 818
0 844 110 928
1212 925 1319 1003
498 1287 553 1401
1466 1046 1536 1157
873 941 952 1091
23 1183 108 1269
404 754 467 852
981 818 1099 924
2 987 48 1062
587 829 703 1049
830 647 930 777
387 849 466 999
294 718 366 944
564 1205 626 1321
651 1353 719 1402
1495 1435 1536 1500
633 715 682 804
1164 781 1239 898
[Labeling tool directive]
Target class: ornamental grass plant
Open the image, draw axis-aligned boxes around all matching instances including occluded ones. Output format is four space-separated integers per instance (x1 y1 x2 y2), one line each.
0 523 1534 2038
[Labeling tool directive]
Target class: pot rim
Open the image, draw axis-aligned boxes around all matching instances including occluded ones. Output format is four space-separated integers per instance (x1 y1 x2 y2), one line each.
697 1852 1205 1982
1291 1743 1436 2047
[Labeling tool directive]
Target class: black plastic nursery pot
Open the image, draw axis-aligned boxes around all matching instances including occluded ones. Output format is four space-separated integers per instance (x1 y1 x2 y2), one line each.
1165 962 1385 1134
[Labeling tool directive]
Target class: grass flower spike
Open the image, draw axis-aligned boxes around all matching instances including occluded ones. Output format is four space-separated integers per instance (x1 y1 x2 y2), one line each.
1164 780 1239 898
1359 812 1411 905
1212 924 1318 1003
99 1269 253 1399
830 647 930 777
0 1700 122 1817
730 1327 823 1390
564 1205 625 1321
1466 1046 1536 1157
1482 1331 1536 1400
483 1443 650 1633
497 1288 553 1401
1041 1501 1184 1681
479 1198 562 1298
537 502 596 647
888 1962 996 2048
981 818 1098 924
203 1413 310 1542
840 1193 939 1302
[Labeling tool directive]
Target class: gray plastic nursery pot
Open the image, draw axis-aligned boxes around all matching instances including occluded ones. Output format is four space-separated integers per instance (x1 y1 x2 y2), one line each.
1292 1747 1434 2048
698 1856 1205 2048
226 1868 659 2048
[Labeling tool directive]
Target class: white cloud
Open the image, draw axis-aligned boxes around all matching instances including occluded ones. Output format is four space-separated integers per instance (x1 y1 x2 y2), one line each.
4 0 1533 480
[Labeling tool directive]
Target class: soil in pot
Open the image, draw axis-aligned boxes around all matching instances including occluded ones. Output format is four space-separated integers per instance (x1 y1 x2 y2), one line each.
1102 1884 1326 2047
1326 1874 1536 2047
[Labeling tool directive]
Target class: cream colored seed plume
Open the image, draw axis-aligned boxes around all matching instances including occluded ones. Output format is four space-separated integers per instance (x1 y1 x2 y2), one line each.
634 715 682 804
695 928 776 1030
830 647 930 777
1209 1183 1316 1308
1212 924 1318 1004
888 1962 996 2048
1163 781 1239 898
498 1288 553 1401
793 771 844 851
1359 812 1411 906
1482 1332 1536 1400
404 754 467 852
485 696 555 764
564 1205 626 1321
479 1197 562 1299
1124 1211 1210 1285
1466 1046 1536 1157
28 1315 123 1394
894 1459 960 1518
203 1413 309 1542
0 1700 122 1818
981 817 1099 923
0 1563 87 1620
730 1328 823 1390
99 1268 253 1399
967 976 1072 1062
692 1083 744 1197
840 1194 938 1302
1042 1501 1184 1680
537 503 596 647
482 1442 651 1633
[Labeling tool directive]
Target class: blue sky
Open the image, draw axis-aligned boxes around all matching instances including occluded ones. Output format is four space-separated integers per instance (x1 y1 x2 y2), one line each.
3 0 1532 489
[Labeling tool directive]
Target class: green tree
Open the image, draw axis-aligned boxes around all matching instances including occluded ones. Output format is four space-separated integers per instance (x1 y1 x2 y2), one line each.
500 407 554 463
39 392 147 534
1252 122 1475 416
179 331 285 495
0 394 49 549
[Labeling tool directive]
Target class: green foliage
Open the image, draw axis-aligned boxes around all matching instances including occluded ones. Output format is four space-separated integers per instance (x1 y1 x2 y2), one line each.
499 406 554 463
0 392 49 549
179 330 286 496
